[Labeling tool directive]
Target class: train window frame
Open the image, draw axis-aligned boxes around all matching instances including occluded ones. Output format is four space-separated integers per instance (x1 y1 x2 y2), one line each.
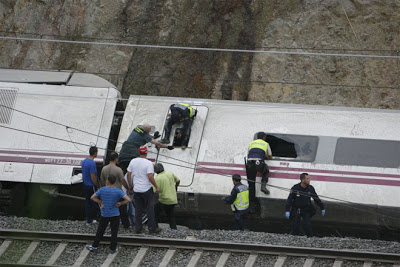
334 138 400 168
255 132 319 162
0 88 18 125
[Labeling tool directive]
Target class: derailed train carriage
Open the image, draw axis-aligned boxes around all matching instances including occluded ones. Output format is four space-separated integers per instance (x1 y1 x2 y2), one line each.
1 69 400 239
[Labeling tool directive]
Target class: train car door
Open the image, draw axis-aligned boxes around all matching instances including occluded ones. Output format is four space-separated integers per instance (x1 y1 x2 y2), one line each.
155 106 208 187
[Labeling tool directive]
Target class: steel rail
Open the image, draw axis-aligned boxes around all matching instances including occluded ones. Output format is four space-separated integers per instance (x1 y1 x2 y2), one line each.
1 229 400 264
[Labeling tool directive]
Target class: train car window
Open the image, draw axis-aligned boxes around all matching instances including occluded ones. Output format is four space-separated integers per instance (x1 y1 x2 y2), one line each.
257 132 318 162
0 88 18 125
334 138 400 168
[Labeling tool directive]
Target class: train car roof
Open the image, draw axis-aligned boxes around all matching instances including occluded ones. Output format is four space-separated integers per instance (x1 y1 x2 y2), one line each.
128 95 400 114
0 69 116 88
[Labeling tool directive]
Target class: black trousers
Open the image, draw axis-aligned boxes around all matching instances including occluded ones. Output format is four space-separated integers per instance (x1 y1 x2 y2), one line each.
233 209 248 231
92 215 120 250
84 185 100 223
134 188 157 231
291 209 313 237
155 202 177 229
164 117 194 146
118 160 131 175
119 198 130 228
245 160 269 201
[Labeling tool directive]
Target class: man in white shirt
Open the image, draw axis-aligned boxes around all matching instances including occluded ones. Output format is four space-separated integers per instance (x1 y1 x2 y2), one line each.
127 145 161 234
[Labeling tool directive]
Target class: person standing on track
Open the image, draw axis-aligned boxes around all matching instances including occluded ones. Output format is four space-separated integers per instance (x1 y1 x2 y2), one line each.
118 124 174 173
127 145 161 234
153 163 180 230
86 174 130 254
100 151 130 228
81 146 100 224
285 173 325 237
222 174 249 231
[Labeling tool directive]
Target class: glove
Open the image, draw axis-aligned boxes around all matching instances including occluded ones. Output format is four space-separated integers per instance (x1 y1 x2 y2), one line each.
167 146 174 150
322 209 326 216
153 131 160 139
285 211 290 219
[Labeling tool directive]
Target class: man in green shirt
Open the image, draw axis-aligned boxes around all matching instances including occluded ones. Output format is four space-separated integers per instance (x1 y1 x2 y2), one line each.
153 163 180 229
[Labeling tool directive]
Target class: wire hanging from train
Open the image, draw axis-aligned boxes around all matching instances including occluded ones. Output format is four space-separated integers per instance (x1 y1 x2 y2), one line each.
1 104 400 224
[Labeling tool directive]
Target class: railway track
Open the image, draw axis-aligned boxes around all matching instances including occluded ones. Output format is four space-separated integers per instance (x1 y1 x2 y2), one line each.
0 229 400 267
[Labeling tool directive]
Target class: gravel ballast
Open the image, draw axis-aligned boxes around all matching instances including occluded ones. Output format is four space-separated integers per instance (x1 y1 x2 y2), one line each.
1 215 400 255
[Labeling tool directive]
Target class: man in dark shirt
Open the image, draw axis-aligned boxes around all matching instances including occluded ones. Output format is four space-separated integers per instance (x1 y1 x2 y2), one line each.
119 124 173 173
222 174 249 231
160 103 196 147
285 173 325 237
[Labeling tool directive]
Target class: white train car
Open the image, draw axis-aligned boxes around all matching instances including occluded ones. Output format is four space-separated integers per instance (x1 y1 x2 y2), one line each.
1 69 399 238
117 96 400 238
0 69 120 215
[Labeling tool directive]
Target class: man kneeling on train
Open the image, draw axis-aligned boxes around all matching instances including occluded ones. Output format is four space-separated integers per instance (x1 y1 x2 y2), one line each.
222 174 249 231
160 103 196 147
285 173 325 237
246 132 272 212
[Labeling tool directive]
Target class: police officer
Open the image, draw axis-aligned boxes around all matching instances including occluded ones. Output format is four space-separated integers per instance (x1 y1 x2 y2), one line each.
119 123 173 173
160 103 196 147
285 173 325 237
222 174 249 231
246 132 272 212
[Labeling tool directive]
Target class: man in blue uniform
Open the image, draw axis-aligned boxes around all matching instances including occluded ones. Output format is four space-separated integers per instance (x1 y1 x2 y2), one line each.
81 146 100 224
285 173 325 237
246 132 272 212
160 103 196 147
222 174 249 231
119 123 173 173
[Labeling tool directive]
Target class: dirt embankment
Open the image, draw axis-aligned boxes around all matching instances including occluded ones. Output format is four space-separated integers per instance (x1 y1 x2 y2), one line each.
0 0 399 108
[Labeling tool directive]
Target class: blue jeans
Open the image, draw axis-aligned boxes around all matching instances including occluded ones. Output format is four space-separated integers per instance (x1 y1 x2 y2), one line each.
84 185 100 223
127 194 135 226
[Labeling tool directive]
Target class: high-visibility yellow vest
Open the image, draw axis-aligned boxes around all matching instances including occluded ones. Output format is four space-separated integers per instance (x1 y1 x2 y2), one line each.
231 184 249 211
248 139 269 153
175 103 194 118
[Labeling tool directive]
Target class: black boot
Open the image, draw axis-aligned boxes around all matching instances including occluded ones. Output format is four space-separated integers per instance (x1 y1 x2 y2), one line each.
261 182 270 194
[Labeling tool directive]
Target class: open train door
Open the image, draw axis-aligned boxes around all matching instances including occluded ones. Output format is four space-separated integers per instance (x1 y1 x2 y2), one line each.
155 106 208 187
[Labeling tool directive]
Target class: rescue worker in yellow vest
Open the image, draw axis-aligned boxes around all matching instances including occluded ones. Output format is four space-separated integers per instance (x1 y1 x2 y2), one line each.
160 103 196 147
222 174 249 231
246 132 273 212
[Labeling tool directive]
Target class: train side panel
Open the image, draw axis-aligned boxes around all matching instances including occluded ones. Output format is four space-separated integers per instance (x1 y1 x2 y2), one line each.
0 82 119 185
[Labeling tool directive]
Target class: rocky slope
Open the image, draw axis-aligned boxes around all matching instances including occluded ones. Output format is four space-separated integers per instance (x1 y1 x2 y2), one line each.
0 0 399 108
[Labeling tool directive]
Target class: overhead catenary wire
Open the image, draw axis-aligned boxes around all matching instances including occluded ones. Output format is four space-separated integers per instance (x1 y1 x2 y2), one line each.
1 35 400 59
2 105 400 222
1 30 399 54
1 66 400 93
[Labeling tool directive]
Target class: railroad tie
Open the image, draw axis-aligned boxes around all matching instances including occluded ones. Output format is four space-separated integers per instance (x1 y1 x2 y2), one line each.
362 261 373 267
186 249 203 267
0 240 12 257
101 247 121 267
332 259 343 267
159 248 176 267
216 251 230 267
244 254 258 267
46 242 67 266
72 245 90 266
274 255 287 267
303 258 314 267
130 247 148 266
17 240 39 264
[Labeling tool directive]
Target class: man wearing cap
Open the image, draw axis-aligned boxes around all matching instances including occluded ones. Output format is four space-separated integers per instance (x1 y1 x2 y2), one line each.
126 145 161 234
222 174 249 231
119 123 174 174
160 103 196 147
